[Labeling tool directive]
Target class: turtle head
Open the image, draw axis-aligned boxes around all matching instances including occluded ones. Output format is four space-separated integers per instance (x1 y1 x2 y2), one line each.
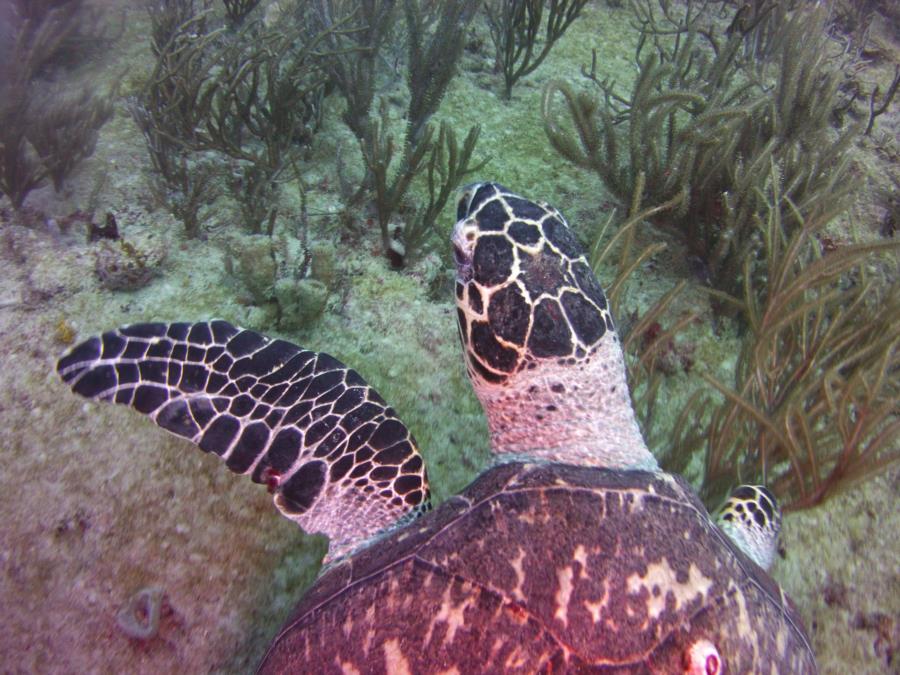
452 182 657 470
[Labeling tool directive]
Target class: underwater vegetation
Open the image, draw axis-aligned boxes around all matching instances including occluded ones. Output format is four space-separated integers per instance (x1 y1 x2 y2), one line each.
354 0 486 266
1 1 899 671
222 0 261 27
222 226 336 332
543 1 860 300
1 0 897 524
133 0 337 236
131 0 495 266
657 180 900 512
598 185 899 513
484 0 589 100
0 0 895 519
129 0 595 266
554 0 900 512
0 0 115 209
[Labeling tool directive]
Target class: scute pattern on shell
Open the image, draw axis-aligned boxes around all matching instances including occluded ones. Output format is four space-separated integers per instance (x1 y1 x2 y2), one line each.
260 462 816 673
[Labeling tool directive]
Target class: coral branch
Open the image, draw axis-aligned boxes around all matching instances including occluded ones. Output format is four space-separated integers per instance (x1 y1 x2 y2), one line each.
484 0 589 100
542 3 859 300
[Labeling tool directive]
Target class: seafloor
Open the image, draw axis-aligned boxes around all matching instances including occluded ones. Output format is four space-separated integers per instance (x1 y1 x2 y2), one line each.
1 1 898 673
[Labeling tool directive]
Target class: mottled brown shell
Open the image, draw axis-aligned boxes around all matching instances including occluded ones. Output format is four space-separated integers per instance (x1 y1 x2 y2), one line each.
260 462 816 673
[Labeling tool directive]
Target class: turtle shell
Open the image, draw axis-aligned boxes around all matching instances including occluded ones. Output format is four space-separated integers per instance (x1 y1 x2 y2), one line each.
259 461 816 673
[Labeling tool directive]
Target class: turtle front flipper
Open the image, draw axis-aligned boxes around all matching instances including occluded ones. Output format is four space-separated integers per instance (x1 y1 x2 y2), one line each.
57 320 430 561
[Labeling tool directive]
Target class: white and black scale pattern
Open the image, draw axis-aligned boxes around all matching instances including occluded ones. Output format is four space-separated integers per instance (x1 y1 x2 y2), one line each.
718 484 782 570
453 182 615 386
57 321 430 556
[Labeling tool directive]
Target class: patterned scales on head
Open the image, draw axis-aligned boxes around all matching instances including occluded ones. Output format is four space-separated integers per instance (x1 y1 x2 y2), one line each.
57 182 817 673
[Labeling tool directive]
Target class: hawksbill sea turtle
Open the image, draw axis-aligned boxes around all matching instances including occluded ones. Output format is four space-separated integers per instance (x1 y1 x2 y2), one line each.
57 182 817 673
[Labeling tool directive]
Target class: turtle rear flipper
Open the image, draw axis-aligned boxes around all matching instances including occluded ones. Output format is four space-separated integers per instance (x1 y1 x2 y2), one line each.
716 484 782 571
57 320 430 561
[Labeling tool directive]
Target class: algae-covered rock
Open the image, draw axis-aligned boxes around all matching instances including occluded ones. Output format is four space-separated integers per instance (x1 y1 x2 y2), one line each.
308 241 336 288
94 237 167 292
225 231 335 331
274 277 328 332
226 234 278 304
